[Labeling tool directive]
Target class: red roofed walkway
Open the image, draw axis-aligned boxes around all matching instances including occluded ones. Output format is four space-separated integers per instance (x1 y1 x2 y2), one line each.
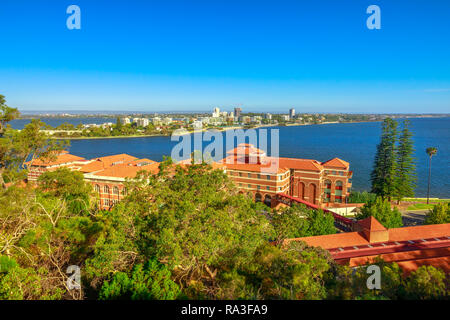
277 193 354 232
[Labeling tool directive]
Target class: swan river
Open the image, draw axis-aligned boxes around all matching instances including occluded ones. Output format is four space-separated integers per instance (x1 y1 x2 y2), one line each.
10 117 450 198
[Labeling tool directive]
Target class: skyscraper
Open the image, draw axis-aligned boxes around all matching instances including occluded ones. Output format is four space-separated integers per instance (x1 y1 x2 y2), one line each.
212 107 220 117
289 108 295 119
234 107 242 118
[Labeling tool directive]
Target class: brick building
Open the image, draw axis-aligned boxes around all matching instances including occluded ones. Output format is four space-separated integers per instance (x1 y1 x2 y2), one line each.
26 144 352 209
219 143 352 207
25 151 89 181
283 217 450 274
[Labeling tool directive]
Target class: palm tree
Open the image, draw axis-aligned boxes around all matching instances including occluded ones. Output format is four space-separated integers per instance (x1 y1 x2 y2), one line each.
426 147 437 204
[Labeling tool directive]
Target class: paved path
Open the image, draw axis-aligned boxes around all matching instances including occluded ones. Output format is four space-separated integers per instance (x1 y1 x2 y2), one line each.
401 210 428 226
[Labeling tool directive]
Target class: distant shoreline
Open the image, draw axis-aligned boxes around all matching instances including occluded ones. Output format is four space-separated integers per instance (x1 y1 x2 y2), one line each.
45 116 449 140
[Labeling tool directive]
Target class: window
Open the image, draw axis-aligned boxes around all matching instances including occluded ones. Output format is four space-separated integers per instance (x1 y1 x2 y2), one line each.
104 185 110 194
122 188 128 195
257 185 261 190
340 171 344 176
239 173 242 177
248 173 251 178
94 184 100 193
267 175 271 180
257 174 261 179
266 186 270 191
248 184 251 188
113 186 119 195
332 171 336 175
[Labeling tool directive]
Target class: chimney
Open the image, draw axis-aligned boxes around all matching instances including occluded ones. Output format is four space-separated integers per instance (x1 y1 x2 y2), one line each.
354 217 389 243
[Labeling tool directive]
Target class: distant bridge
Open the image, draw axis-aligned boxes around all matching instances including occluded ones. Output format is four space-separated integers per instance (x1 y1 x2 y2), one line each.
276 193 355 232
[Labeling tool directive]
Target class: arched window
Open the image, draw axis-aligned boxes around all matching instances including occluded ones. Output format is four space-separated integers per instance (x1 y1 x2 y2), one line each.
335 180 344 201
113 186 119 195
264 195 272 207
298 182 305 199
309 184 317 204
255 193 262 202
104 185 110 194
94 184 100 193
122 187 128 195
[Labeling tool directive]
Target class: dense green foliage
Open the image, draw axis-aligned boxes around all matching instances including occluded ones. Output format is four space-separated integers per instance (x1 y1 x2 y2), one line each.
347 191 377 204
99 259 180 300
394 120 416 201
371 118 417 202
271 204 336 241
356 197 403 228
371 118 398 199
424 203 450 225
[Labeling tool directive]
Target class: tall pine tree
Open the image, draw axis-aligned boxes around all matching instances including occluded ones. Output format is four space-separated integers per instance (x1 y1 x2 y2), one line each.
394 120 416 202
371 118 398 200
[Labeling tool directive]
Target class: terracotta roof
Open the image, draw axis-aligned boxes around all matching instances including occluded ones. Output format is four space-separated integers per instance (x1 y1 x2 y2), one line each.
220 155 288 174
322 158 349 169
226 144 266 156
395 256 450 274
284 232 370 249
388 223 450 242
278 157 323 172
348 247 450 267
92 161 160 178
357 216 387 232
285 222 450 250
79 154 138 173
26 152 87 167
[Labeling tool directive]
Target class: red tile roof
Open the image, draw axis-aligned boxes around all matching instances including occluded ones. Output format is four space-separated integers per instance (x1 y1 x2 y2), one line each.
322 158 349 169
388 224 450 242
26 151 87 167
357 216 387 232
79 154 138 173
90 161 160 178
278 157 323 172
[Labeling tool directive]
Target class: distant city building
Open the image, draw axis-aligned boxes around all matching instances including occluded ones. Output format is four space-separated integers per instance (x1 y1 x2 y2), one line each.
240 116 251 124
265 113 272 120
289 108 296 118
151 117 162 125
101 122 114 129
136 118 149 127
162 117 173 125
192 120 203 129
234 107 242 118
212 107 220 117
281 115 290 121
121 117 131 125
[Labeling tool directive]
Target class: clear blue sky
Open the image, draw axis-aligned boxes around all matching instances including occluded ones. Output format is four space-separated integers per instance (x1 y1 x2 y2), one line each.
0 0 449 113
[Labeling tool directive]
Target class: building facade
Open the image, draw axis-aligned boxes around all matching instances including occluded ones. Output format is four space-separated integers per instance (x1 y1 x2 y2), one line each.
284 217 450 274
26 144 351 209
219 144 352 208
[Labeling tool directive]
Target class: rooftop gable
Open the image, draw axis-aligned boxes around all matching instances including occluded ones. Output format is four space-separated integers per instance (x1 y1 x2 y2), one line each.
322 158 349 169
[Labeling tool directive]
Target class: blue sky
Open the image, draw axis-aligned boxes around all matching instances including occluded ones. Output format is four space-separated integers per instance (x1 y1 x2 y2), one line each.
0 0 449 113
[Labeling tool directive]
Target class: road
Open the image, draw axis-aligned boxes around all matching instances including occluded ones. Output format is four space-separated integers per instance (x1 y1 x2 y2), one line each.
401 210 428 226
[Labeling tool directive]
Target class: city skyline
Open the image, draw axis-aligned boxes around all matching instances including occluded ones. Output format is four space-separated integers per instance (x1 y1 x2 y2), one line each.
1 0 450 113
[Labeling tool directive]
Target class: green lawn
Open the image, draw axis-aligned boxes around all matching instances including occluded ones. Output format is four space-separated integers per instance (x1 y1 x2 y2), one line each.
406 203 436 210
